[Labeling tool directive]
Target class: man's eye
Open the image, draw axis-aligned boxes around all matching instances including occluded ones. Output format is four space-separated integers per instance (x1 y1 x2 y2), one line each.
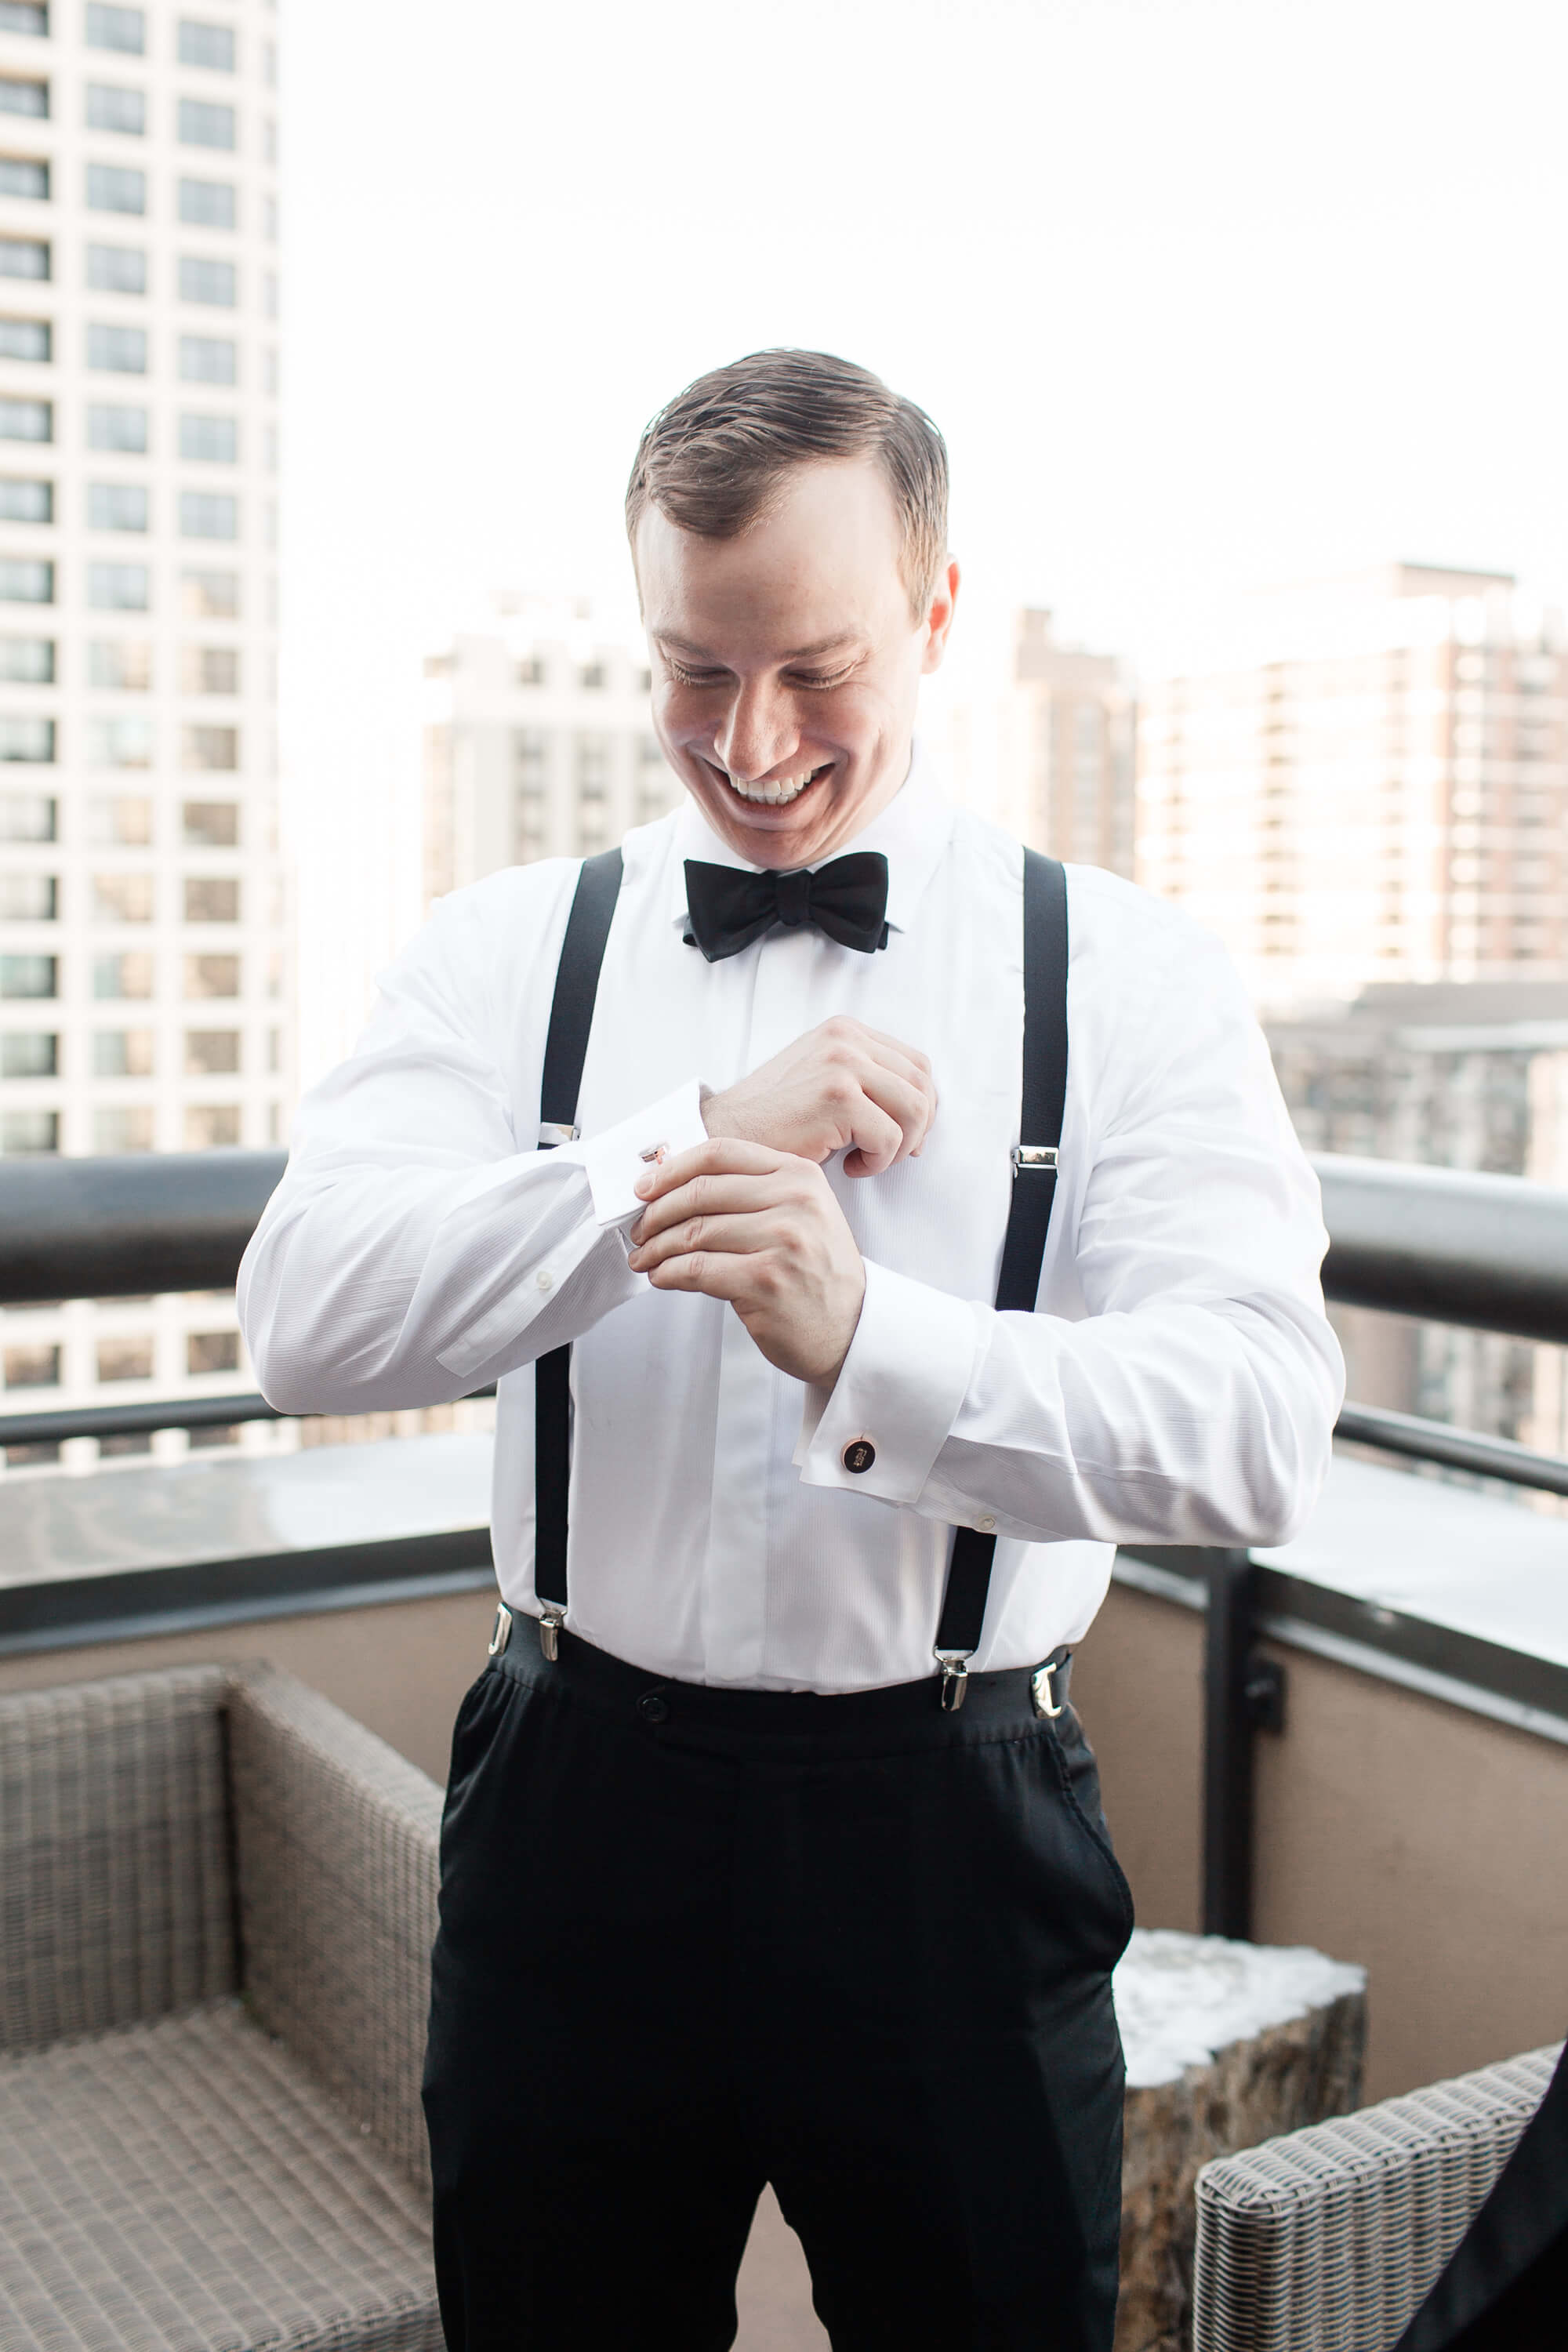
792 670 852 691
667 664 724 688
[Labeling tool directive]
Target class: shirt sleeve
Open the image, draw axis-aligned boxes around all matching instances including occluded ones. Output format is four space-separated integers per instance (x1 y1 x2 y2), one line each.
238 884 706 1414
796 921 1345 1551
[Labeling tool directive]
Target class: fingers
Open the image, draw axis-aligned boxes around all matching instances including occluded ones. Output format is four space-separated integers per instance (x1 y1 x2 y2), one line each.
848 1065 936 1173
629 1209 793 1274
633 1133 789 1206
630 1166 804 1248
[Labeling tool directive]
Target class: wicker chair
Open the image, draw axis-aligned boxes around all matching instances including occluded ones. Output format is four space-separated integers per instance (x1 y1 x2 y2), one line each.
1192 2040 1563 2352
0 1661 446 2351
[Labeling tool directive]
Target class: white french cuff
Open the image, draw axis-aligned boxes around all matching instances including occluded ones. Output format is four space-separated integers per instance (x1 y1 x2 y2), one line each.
794 1261 985 1507
558 1076 710 1230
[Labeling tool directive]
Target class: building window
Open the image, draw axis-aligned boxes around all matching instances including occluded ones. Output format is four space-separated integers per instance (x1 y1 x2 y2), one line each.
87 321 147 373
0 952 55 996
86 793 151 843
0 786 53 834
177 96 234 150
87 639 151 690
184 952 238 997
93 950 153 998
183 874 238 923
0 78 48 119
179 334 236 386
178 488 235 540
182 797 237 844
0 157 49 201
87 401 147 452
180 644 238 694
178 18 235 71
0 557 52 603
579 662 606 691
0 475 50 522
0 870 56 917
85 82 146 135
2 1345 61 1388
85 5 144 53
1 1108 57 1154
93 1103 154 1150
0 2 49 32
0 236 49 280
87 561 149 609
86 242 147 294
97 1335 154 1381
0 714 53 760
178 176 234 230
0 397 50 443
180 567 238 618
0 318 49 363
184 1102 239 1148
187 1327 238 1373
1 1029 54 1076
0 637 53 682
93 1027 153 1075
181 723 237 770
92 870 154 921
185 1026 238 1073
177 254 235 308
87 716 153 767
85 162 145 214
89 481 148 532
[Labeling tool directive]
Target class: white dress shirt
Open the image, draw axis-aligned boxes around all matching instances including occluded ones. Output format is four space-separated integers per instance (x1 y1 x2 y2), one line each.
239 753 1345 1693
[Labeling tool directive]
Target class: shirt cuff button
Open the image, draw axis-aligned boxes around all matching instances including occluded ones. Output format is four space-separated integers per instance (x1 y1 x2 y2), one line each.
842 1437 876 1475
536 1269 554 1292
976 1513 996 1534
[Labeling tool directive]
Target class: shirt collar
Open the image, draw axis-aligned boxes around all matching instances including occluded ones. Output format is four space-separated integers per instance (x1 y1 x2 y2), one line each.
667 741 955 939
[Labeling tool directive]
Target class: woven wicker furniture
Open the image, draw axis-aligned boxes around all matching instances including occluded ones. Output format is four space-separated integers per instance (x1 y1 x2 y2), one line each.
1192 2041 1563 2352
0 1661 445 2351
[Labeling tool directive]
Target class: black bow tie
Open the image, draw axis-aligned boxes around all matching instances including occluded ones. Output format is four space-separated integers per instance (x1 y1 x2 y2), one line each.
683 853 891 964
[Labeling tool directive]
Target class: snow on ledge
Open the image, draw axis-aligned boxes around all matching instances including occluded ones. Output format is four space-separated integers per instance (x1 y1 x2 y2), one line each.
1114 1927 1367 2090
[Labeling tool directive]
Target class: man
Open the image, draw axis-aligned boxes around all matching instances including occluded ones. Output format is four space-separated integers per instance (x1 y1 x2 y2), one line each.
239 349 1343 2351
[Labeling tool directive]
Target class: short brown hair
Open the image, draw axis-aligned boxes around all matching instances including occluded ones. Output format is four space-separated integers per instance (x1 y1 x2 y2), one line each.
626 349 949 620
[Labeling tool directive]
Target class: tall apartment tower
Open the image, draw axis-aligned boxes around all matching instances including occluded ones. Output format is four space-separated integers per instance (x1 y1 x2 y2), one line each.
935 608 1135 875
423 594 677 907
0 0 284 1467
1136 564 1568 1008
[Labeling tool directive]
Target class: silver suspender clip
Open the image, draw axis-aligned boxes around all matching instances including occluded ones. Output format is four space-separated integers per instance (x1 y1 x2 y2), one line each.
538 1123 579 1149
488 1602 513 1657
1011 1145 1059 1174
935 1652 971 1712
1031 1657 1065 1719
538 1603 565 1663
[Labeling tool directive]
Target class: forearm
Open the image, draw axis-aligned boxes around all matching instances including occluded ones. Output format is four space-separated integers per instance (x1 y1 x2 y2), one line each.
795 1263 1345 1549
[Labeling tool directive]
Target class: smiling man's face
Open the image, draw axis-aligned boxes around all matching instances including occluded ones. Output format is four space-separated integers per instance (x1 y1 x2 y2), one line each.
636 455 958 870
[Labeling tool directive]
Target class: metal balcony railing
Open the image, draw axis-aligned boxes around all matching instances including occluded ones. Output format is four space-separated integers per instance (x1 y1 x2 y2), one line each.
2 1145 1567 1935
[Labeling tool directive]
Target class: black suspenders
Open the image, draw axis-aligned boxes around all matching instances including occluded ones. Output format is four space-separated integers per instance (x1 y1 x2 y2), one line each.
932 848 1069 1708
525 843 1069 1702
531 847 624 1657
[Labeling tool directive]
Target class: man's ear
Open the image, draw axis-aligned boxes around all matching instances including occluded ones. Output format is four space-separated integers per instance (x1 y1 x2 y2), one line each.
920 557 961 675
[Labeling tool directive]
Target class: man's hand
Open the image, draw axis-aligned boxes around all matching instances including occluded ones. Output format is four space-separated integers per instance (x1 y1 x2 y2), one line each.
701 1016 936 1177
627 1137 865 1387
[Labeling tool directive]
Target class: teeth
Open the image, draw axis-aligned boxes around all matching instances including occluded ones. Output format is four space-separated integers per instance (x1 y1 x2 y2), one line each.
725 765 820 805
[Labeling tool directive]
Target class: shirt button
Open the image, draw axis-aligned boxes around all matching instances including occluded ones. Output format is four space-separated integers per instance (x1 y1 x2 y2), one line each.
536 1269 554 1292
842 1437 876 1475
637 1690 670 1726
976 1513 996 1534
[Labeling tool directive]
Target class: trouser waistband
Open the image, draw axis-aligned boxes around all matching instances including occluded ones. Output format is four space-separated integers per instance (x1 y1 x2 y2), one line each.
482 1605 1073 1759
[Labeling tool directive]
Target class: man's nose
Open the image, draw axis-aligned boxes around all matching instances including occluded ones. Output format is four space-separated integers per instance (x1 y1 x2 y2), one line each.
716 682 797 783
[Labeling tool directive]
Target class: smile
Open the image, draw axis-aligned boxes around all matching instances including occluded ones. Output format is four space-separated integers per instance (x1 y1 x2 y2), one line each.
711 760 833 808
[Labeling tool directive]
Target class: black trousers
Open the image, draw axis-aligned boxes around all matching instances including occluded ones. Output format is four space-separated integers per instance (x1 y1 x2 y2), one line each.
422 1624 1133 2352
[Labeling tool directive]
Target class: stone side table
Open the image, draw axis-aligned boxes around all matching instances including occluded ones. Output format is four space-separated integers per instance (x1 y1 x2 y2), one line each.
1113 1929 1367 2352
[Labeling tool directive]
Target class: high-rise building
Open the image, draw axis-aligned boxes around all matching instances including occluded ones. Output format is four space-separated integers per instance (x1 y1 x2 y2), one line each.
423 593 677 907
1136 564 1568 1009
934 608 1136 873
0 0 284 1471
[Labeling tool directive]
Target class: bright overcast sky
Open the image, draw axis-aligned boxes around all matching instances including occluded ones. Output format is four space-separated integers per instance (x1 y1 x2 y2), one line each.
278 0 1568 1067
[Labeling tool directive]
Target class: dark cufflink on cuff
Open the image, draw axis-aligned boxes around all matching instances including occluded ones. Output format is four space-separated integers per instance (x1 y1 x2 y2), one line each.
841 1436 876 1474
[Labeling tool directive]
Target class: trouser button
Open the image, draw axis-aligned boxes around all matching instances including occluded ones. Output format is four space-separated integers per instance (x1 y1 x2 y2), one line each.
638 1690 670 1726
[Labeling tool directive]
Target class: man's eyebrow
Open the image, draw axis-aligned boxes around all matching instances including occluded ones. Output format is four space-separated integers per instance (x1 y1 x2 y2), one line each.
652 631 865 663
